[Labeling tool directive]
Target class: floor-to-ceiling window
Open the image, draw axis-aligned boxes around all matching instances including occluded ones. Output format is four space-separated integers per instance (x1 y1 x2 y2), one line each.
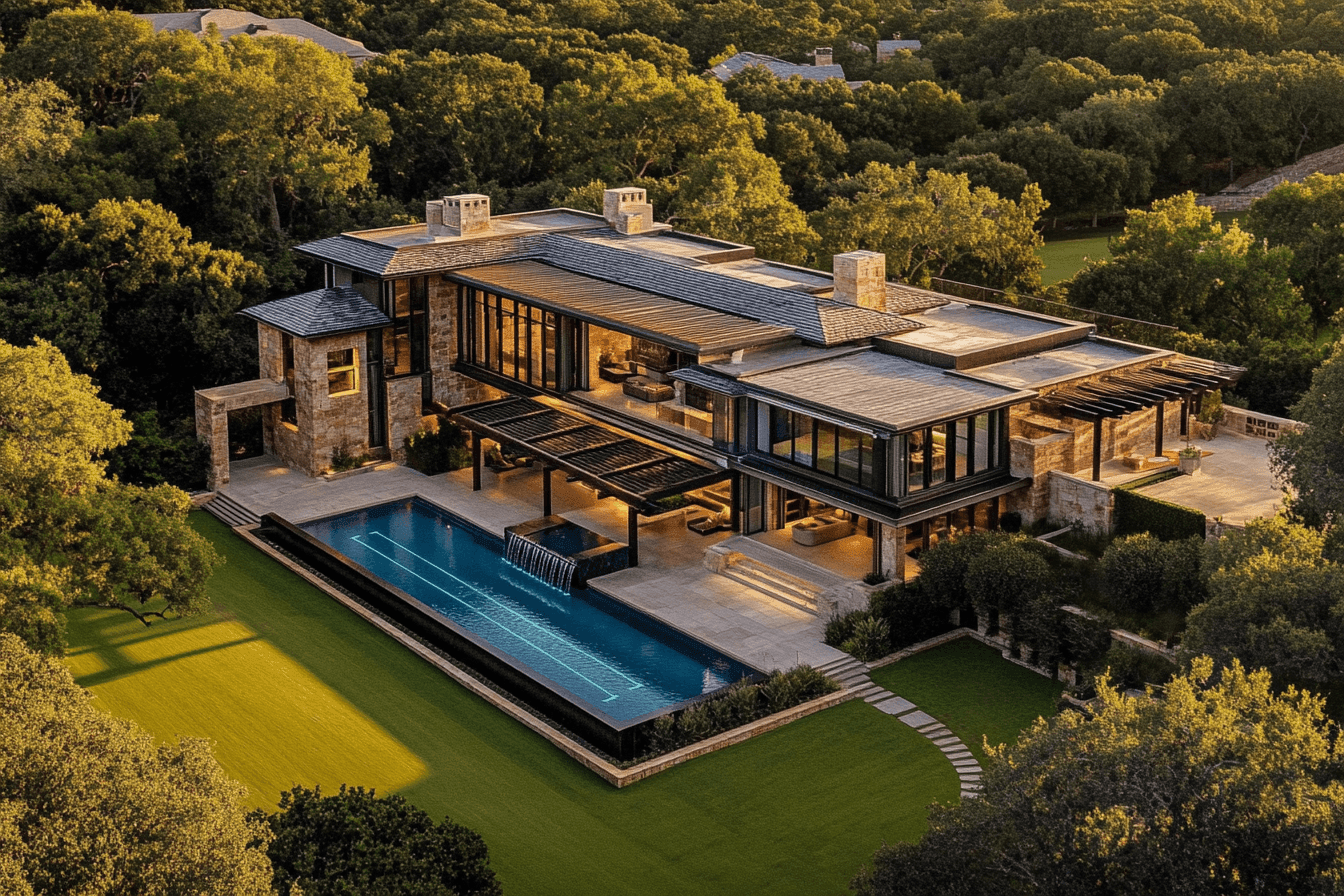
895 409 1005 496
463 286 571 391
758 405 876 490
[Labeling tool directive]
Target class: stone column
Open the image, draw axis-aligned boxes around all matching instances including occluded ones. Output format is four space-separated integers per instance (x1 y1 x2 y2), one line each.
195 392 230 490
879 523 906 581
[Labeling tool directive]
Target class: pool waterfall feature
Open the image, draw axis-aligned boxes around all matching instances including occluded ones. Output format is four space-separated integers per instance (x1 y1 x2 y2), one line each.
258 499 756 760
503 516 630 590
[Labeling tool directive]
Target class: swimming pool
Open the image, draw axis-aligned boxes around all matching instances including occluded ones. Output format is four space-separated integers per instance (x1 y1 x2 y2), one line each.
283 498 756 749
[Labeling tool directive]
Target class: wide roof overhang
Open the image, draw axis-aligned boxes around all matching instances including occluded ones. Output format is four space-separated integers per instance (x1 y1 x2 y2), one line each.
450 397 730 512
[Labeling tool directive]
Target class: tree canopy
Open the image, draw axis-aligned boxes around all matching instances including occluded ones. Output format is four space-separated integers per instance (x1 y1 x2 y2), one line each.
259 784 502 896
1270 337 1344 528
0 633 274 894
854 658 1344 896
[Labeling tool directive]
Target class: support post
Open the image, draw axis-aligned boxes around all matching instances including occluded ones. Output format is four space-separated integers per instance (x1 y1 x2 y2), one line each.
627 505 639 567
1092 417 1103 481
1180 396 1190 438
542 464 552 517
989 495 1000 529
729 472 741 532
471 434 482 491
871 525 882 577
1155 401 1165 456
922 519 931 551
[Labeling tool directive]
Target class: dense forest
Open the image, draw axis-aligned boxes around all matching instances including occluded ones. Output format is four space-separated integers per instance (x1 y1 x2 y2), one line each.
3 0 1344 478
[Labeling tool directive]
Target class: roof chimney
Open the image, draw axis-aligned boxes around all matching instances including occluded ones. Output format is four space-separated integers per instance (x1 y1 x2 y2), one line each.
603 187 654 235
833 251 887 311
814 47 833 66
426 193 490 237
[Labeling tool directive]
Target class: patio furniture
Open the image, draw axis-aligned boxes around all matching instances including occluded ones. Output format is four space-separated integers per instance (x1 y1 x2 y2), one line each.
688 505 732 535
599 365 634 383
623 376 674 403
791 511 854 546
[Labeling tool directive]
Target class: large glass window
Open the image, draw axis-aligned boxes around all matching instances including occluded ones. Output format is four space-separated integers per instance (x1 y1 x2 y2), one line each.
898 409 1007 495
466 287 573 390
327 348 357 395
388 277 429 377
759 405 874 489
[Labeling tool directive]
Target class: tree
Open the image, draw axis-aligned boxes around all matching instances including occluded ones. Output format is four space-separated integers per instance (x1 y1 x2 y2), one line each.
0 199 266 418
358 50 544 201
0 633 274 894
671 146 817 264
1067 192 1310 343
259 784 502 896
853 659 1344 896
0 78 82 216
546 57 757 184
1270 337 1344 528
813 162 1046 290
1244 173 1344 323
0 338 221 651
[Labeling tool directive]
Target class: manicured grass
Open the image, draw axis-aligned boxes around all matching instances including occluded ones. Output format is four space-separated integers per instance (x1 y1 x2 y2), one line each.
868 639 1062 763
1038 231 1115 285
64 514 958 896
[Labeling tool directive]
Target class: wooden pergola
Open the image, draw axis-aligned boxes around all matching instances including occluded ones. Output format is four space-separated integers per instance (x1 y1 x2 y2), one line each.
450 396 730 565
1039 359 1245 481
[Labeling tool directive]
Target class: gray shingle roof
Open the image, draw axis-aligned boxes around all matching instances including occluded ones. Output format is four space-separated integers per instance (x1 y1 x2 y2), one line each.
709 52 847 83
543 233 922 346
240 287 390 337
136 9 378 63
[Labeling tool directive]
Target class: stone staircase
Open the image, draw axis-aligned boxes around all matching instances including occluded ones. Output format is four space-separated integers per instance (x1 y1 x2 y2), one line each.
202 492 262 528
815 655 884 701
706 537 850 614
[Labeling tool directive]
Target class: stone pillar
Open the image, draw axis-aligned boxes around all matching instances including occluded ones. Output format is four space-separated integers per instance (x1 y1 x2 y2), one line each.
879 523 906 581
195 392 230 490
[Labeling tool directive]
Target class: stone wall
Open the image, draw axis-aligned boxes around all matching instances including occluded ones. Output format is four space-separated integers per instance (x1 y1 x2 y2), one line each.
427 276 495 409
1005 430 1072 524
1221 405 1305 443
282 331 370 475
386 376 426 464
1047 470 1114 532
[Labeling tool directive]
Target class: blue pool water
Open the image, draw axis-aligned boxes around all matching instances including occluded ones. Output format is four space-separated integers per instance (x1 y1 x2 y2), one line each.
301 498 755 722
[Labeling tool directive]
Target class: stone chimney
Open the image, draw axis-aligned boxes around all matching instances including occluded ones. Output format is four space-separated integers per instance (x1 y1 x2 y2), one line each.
603 187 654 235
426 193 490 237
814 47 833 66
833 250 887 310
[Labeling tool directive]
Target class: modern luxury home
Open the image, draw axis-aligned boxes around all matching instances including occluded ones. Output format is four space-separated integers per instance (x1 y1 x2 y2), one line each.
197 189 1240 583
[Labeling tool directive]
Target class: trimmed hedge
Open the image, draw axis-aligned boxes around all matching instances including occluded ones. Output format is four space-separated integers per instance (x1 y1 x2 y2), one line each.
1113 488 1206 541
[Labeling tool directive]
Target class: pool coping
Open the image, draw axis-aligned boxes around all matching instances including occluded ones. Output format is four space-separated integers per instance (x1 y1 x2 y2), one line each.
235 522 858 787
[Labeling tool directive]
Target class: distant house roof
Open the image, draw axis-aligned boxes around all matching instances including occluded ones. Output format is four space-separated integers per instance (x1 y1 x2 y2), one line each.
708 52 848 84
136 8 378 65
876 39 922 62
240 287 390 337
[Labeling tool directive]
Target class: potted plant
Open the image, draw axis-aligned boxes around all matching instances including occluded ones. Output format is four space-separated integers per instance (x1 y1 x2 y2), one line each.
1177 444 1202 475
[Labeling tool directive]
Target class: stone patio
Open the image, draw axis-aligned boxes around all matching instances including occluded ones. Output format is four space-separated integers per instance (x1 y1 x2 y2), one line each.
1101 428 1285 525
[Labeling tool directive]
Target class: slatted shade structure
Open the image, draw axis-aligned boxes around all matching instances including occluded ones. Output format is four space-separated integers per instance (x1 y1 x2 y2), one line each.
1039 359 1245 480
453 395 728 509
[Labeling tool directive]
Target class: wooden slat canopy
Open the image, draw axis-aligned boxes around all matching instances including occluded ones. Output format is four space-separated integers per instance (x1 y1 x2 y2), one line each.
451 396 729 512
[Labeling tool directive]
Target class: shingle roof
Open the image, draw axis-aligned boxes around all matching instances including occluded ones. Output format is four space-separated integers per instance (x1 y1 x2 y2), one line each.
709 52 847 83
240 287 390 337
543 233 923 346
136 9 378 63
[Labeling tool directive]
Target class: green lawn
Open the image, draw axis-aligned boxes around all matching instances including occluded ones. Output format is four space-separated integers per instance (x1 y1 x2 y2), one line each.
1038 230 1116 285
64 514 958 896
869 639 1062 763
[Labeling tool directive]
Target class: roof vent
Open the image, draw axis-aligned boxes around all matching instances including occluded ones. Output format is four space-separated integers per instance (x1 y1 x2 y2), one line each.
833 250 886 311
603 187 654 235
426 193 490 238
814 47 833 66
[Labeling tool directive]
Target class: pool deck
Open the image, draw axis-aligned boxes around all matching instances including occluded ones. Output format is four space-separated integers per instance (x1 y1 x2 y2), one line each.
220 457 846 671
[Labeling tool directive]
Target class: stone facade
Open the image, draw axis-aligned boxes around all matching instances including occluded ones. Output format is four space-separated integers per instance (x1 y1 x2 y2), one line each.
427 276 494 409
386 375 426 464
1046 470 1114 532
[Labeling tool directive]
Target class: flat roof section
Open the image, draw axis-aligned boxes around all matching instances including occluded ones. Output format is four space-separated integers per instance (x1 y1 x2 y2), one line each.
881 301 1091 369
450 260 795 354
740 350 1036 433
964 339 1167 390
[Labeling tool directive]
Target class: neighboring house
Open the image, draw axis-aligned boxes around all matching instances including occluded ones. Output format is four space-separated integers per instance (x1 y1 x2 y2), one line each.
197 189 1239 582
709 49 866 88
876 37 922 63
1198 142 1344 211
136 8 379 65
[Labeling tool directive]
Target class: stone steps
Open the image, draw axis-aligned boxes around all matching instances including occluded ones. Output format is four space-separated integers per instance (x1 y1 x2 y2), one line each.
861 679 985 797
718 563 819 613
203 492 261 528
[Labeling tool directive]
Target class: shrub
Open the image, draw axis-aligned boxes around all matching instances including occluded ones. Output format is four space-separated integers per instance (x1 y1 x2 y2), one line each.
841 615 891 662
1113 488 1206 541
824 608 870 647
965 537 1052 618
404 419 470 475
104 410 210 490
676 702 714 742
330 443 369 472
916 531 994 611
1082 643 1177 693
1101 534 1206 617
1061 610 1114 668
870 583 955 649
862 570 889 586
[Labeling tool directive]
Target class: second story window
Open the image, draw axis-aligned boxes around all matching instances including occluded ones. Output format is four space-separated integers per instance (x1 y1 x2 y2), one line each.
759 405 875 490
327 348 358 395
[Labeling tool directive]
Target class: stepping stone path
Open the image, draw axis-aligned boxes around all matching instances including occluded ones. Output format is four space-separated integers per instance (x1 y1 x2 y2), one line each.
815 655 983 798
